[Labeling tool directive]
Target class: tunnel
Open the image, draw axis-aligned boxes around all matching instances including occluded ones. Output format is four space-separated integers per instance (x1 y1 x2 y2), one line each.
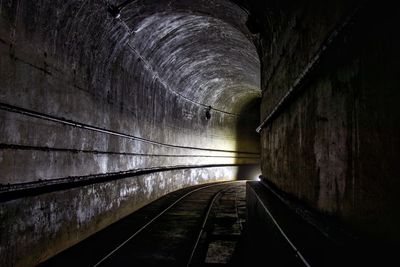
1 0 399 266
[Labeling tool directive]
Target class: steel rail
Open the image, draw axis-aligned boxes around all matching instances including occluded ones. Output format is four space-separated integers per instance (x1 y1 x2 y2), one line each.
186 184 241 266
93 181 240 266
248 185 311 267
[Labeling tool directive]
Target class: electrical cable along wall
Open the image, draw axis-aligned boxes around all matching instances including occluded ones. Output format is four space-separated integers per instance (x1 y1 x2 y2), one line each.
0 0 261 266
255 0 400 245
2 0 400 266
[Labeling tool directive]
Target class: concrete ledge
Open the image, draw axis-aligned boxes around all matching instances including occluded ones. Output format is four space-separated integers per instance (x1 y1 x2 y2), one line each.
246 181 395 266
0 167 237 267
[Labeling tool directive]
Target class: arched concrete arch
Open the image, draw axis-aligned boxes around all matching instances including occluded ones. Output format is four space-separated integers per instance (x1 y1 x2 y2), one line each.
0 0 261 265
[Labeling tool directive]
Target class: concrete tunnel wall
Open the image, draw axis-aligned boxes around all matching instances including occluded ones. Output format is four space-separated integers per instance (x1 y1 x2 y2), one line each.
0 0 261 265
254 0 400 244
2 0 399 265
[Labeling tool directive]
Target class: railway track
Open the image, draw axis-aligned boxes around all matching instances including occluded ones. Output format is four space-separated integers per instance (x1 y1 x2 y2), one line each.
41 181 246 267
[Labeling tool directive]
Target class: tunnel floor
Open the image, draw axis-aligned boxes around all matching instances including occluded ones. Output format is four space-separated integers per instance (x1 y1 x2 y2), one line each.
40 181 248 266
39 180 395 267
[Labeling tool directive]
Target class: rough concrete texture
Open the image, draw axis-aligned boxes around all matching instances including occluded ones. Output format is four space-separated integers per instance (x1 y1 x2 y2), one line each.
0 166 239 267
258 1 400 243
0 0 261 266
0 0 260 184
257 0 356 119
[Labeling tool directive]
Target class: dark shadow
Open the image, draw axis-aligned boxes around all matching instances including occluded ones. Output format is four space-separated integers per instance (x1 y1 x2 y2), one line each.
234 97 261 180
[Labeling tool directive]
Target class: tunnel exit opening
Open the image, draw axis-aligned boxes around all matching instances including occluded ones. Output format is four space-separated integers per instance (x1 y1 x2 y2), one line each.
234 97 262 180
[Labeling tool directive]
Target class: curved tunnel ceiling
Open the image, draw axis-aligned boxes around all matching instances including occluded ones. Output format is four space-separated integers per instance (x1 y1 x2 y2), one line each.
118 0 261 115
